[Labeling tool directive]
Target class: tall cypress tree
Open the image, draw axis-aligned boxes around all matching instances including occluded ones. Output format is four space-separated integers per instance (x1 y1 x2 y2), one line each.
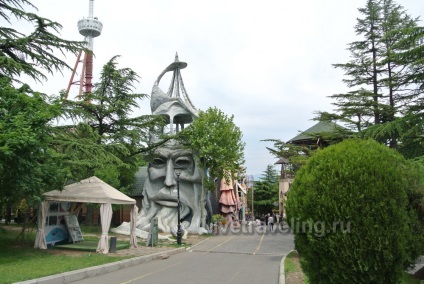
328 0 419 149
332 0 384 131
378 0 417 147
385 26 424 158
253 165 279 216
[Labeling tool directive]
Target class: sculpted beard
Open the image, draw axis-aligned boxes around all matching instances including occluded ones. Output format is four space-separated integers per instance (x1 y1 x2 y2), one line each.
137 178 194 233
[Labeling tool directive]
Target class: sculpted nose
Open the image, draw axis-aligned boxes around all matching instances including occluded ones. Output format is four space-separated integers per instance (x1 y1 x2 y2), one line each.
164 159 176 187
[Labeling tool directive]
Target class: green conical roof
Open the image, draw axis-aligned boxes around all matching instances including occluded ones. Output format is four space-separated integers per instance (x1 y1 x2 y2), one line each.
287 121 345 144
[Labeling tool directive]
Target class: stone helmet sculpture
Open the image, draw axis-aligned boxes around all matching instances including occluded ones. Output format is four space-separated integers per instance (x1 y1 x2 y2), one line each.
150 53 198 137
113 54 211 237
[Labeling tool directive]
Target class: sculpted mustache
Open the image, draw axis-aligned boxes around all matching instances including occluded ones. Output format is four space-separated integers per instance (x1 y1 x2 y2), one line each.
149 187 190 204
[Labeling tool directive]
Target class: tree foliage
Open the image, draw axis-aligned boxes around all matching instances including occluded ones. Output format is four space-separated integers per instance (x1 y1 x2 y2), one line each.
253 164 279 216
50 123 126 184
58 56 163 191
0 0 84 83
286 139 424 283
0 0 85 222
371 25 424 157
391 26 424 91
178 107 245 186
326 0 419 149
0 77 66 207
0 1 162 225
263 139 312 170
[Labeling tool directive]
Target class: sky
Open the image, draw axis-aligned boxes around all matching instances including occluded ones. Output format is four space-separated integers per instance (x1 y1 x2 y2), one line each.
15 0 424 178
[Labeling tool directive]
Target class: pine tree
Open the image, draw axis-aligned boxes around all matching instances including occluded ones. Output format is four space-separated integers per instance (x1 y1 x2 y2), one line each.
59 56 164 189
0 0 84 83
329 0 419 149
332 0 384 131
253 165 279 215
377 0 417 147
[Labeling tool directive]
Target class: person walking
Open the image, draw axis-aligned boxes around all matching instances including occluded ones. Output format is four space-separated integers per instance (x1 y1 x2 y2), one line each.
268 214 274 231
260 214 265 230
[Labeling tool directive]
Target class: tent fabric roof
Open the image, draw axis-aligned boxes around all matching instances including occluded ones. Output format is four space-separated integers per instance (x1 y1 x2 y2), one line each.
43 176 136 205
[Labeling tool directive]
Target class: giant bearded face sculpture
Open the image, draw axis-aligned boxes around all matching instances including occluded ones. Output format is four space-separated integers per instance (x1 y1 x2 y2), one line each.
137 142 208 234
114 54 209 236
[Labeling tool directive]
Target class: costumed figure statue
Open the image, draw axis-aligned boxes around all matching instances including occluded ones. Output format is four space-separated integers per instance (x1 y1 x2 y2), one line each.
113 54 211 237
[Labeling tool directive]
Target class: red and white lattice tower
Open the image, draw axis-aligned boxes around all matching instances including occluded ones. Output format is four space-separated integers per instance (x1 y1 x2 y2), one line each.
65 0 103 100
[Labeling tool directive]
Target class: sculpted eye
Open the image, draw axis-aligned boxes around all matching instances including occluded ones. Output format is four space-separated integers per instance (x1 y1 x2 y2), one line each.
152 157 166 167
175 157 191 169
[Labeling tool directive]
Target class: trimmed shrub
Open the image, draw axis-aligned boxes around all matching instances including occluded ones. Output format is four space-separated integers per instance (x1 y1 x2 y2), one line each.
403 159 424 268
286 139 421 284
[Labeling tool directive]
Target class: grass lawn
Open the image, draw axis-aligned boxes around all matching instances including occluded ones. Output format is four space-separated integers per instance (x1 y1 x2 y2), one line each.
285 250 423 284
0 224 135 284
284 250 310 284
284 251 300 273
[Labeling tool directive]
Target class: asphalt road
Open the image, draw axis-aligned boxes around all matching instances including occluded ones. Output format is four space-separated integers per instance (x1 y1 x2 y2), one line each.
73 226 294 284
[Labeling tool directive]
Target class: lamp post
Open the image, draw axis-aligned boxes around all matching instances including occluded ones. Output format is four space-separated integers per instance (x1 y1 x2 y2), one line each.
251 181 254 220
175 168 182 245
246 175 254 220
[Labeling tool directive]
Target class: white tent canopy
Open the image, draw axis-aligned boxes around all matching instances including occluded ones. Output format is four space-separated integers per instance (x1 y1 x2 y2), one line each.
43 176 136 204
34 176 138 253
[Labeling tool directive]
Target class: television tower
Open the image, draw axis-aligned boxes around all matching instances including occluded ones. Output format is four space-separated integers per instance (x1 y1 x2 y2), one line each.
65 0 103 99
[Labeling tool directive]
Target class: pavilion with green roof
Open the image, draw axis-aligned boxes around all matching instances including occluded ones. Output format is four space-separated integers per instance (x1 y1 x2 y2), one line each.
287 121 349 148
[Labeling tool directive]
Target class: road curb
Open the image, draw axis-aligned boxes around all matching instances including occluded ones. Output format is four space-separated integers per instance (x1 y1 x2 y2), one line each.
280 249 296 284
15 247 186 284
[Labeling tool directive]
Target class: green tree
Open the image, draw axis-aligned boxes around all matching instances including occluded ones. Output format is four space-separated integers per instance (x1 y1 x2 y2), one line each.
178 106 245 187
0 78 67 209
51 123 126 185
0 0 84 83
390 25 424 93
317 0 424 162
55 56 166 225
286 139 423 283
0 0 85 211
59 56 164 191
332 0 384 130
253 165 279 216
366 26 424 158
263 139 311 171
329 0 418 148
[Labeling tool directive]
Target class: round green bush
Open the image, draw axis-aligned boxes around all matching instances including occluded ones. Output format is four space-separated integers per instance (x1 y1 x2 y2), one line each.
286 139 417 284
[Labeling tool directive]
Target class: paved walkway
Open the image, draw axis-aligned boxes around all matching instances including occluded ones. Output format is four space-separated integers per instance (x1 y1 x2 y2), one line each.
17 225 294 284
64 227 294 284
14 224 424 283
